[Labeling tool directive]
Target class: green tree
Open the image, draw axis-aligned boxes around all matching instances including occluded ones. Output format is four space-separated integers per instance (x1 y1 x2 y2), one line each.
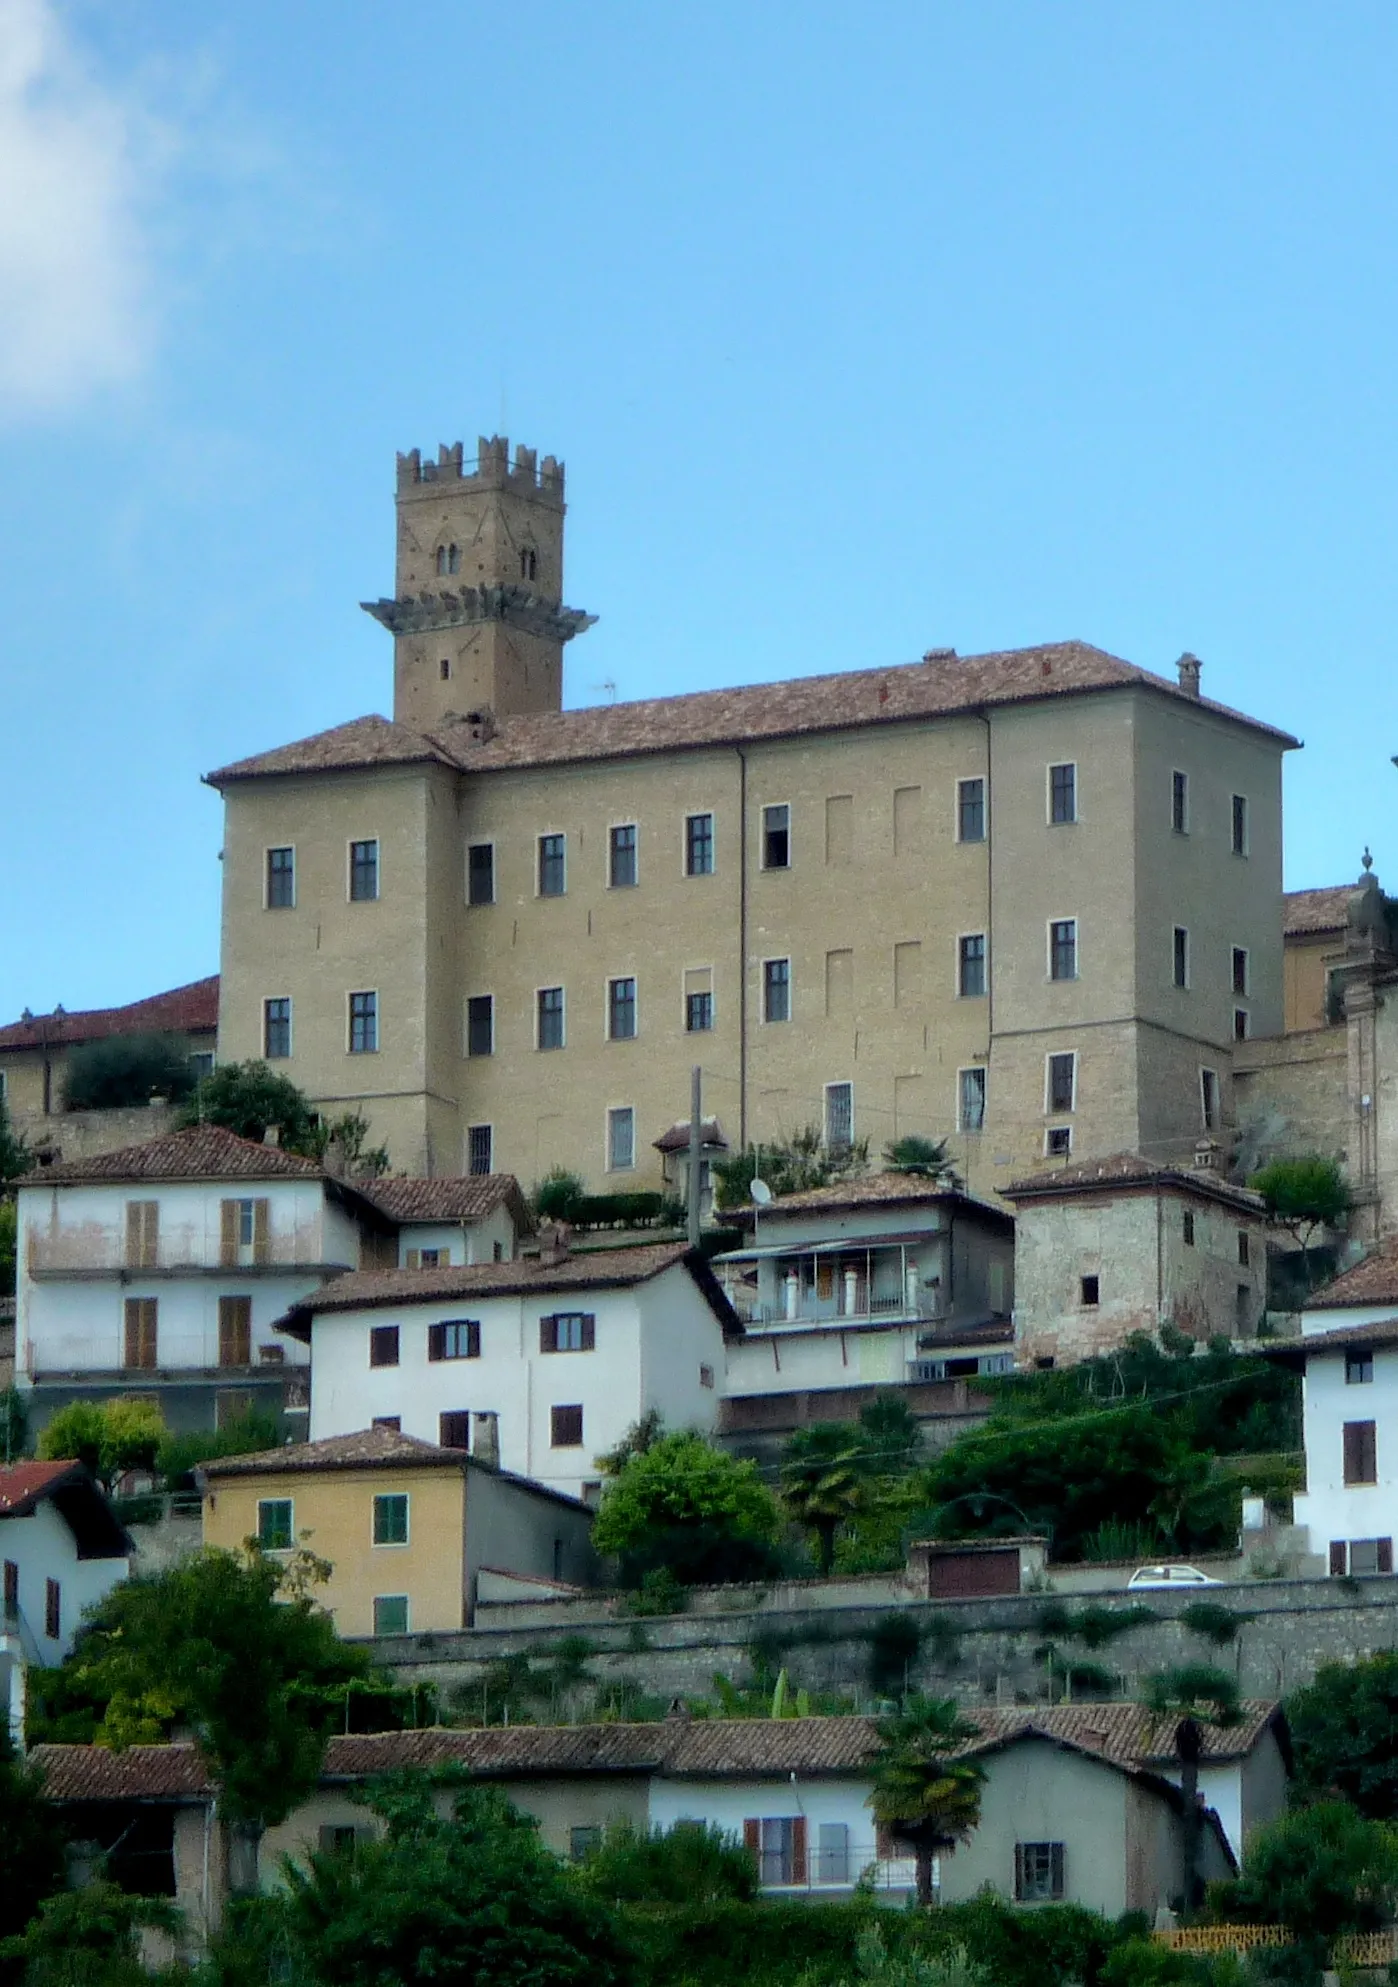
712 1125 870 1211
1143 1666 1241 1914
1248 1156 1352 1281
0 1386 27 1464
574 1818 759 1904
0 1883 179 1987
37 1398 164 1490
32 1546 372 1891
883 1135 961 1187
1211 1800 1398 1942
867 1695 986 1908
155 1410 282 1491
0 1200 16 1299
279 1776 634 1987
0 1733 67 1968
62 1034 196 1112
534 1167 587 1221
1287 1650 1398 1817
591 1430 781 1585
780 1422 866 1573
177 1061 320 1152
0 1095 33 1185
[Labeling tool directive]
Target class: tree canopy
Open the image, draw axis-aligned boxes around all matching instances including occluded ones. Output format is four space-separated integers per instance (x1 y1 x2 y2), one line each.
0 1096 33 1186
37 1398 164 1489
591 1430 781 1584
1288 1651 1398 1818
177 1063 387 1175
1211 1800 1398 1941
1249 1155 1351 1256
573 1819 759 1905
62 1034 196 1112
780 1423 867 1573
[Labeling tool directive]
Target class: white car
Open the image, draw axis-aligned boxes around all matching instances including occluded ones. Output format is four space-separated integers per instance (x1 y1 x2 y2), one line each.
1126 1563 1223 1591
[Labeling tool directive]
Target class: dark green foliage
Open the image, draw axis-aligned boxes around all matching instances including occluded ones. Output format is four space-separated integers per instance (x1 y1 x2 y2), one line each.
0 1201 16 1300
534 1168 587 1220
573 1192 683 1229
1248 1156 1352 1246
0 1096 34 1185
858 1394 923 1472
62 1034 196 1111
1288 1649 1398 1816
1099 1938 1220 1987
592 1431 782 1586
154 1411 282 1490
0 1385 27 1462
883 1135 959 1184
712 1126 870 1211
177 1062 320 1152
781 1422 867 1572
278 1778 634 1987
868 1613 922 1693
574 1819 759 1904
1144 1665 1241 1727
595 1409 666 1478
1178 1602 1247 1647
869 1696 986 1905
0 1734 67 1973
1210 1800 1398 1939
0 1882 179 1987
1068 1605 1159 1649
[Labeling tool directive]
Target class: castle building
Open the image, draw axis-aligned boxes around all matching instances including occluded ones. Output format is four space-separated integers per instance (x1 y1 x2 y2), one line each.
207 438 1297 1198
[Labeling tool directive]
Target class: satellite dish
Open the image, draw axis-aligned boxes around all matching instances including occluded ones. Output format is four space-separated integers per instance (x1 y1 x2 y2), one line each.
750 1178 773 1206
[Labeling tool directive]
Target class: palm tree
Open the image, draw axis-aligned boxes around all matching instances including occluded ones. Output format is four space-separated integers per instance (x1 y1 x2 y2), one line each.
1144 1664 1241 1916
779 1423 865 1573
867 1696 986 1907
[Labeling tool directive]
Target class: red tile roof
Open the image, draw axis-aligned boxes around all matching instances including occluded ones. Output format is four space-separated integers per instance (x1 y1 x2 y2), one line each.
0 1461 130 1556
200 1425 469 1480
206 642 1298 789
364 1174 532 1231
1284 887 1354 937
0 977 218 1054
28 1124 325 1186
1304 1237 1398 1310
0 1459 86 1515
1005 1151 1265 1215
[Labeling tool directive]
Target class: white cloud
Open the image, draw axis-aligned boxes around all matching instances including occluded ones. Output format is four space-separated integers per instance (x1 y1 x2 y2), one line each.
0 0 151 414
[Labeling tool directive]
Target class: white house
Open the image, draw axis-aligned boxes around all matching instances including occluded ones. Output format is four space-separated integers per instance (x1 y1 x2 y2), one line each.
1268 1237 1398 1576
360 1174 530 1269
277 1238 742 1498
1 1459 130 1741
714 1173 1015 1405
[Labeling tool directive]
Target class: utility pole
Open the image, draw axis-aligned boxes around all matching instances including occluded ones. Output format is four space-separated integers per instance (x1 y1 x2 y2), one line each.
687 1065 703 1248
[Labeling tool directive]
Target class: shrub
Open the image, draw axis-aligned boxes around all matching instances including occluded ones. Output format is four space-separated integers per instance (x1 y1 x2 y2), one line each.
156 1410 282 1490
868 1613 922 1693
38 1397 164 1488
1179 1602 1247 1647
62 1034 196 1112
592 1431 782 1587
177 1061 320 1151
575 1819 759 1905
534 1168 587 1221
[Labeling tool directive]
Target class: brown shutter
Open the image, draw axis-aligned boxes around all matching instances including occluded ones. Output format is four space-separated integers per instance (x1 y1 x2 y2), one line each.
540 1316 557 1353
1379 1539 1394 1575
1330 1540 1348 1576
252 1199 271 1265
125 1202 157 1268
219 1200 238 1268
125 1298 157 1369
125 1202 141 1265
743 1819 760 1857
1014 1842 1025 1900
219 1297 251 1367
875 1824 893 1861
1050 1842 1065 1899
580 1315 596 1351
467 1321 481 1358
1345 1421 1378 1485
790 1815 807 1886
427 1323 445 1362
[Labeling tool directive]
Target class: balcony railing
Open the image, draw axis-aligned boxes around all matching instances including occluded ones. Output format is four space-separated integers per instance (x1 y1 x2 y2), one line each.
26 1231 347 1276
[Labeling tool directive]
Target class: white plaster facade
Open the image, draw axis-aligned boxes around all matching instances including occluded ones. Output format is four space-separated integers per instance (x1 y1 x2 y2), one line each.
1 1463 129 1742
1281 1314 1398 1576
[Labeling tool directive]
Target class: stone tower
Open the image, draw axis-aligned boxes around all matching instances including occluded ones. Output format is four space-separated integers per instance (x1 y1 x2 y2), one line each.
362 436 596 730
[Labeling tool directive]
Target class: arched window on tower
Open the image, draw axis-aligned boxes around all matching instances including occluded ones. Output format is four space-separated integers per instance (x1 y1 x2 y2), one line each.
435 545 448 577
448 544 461 574
520 546 537 582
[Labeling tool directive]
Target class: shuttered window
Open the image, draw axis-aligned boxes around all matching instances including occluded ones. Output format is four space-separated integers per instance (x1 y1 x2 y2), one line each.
219 1199 270 1266
124 1201 159 1269
1015 1841 1065 1901
742 1817 807 1886
428 1321 480 1361
218 1297 252 1367
1344 1420 1378 1486
45 1579 61 1642
540 1314 595 1353
124 1298 158 1369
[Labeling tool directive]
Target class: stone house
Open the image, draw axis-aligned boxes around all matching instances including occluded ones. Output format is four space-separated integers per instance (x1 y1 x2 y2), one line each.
199 1425 594 1636
1005 1152 1268 1366
1 1459 130 1740
206 435 1296 1202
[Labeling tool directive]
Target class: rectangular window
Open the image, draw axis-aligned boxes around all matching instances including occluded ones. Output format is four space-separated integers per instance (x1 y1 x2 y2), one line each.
123 1297 158 1370
762 803 791 870
1049 763 1077 825
1238 1232 1251 1267
816 1823 850 1886
266 846 295 909
1232 794 1250 856
439 1411 472 1450
1015 1842 1065 1903
958 933 987 998
825 1081 854 1152
45 1579 60 1642
686 989 714 1033
369 1325 400 1368
542 1313 597 1353
263 997 292 1060
372 1595 409 1636
1171 770 1189 834
608 977 638 1041
958 1066 987 1133
1081 1274 1100 1307
349 991 378 1054
570 1826 603 1865
1046 1126 1072 1157
537 986 565 1050
319 1826 359 1855
607 1107 635 1171
124 1200 159 1269
551 1403 584 1448
3 1560 17 1619
749 1817 806 1888
1047 1052 1076 1114
1349 1538 1394 1577
1347 1352 1374 1385
1200 1067 1220 1132
257 1499 293 1551
1234 1008 1250 1042
189 1051 215 1082
429 1320 481 1361
467 842 495 906
349 839 379 902
1183 1210 1196 1246
685 812 715 876
373 1494 409 1546
538 833 567 896
466 995 494 1057
1233 947 1250 996
1049 919 1078 981
218 1296 252 1368
609 823 638 888
1173 927 1190 990
467 1124 493 1175
1345 1420 1378 1485
763 958 791 1023
957 777 986 843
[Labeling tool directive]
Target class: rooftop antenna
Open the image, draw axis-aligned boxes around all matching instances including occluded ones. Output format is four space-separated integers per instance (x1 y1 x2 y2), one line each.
590 679 617 704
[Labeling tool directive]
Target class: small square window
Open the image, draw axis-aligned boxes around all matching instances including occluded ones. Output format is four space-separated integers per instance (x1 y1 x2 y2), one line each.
467 843 495 906
551 1404 584 1448
1049 920 1078 981
958 934 987 998
1049 764 1077 825
1171 771 1188 835
1046 1126 1072 1157
609 824 638 888
959 1066 986 1132
686 990 714 1033
266 846 295 909
958 777 986 843
373 1493 409 1546
1183 1210 1196 1246
686 811 715 876
1047 1052 1075 1114
350 840 379 902
263 997 292 1060
539 833 567 896
608 977 637 1041
319 1825 359 1855
1016 1842 1065 1903
1080 1274 1100 1307
1348 1538 1393 1577
373 1595 409 1636
439 1410 472 1449
762 803 791 870
1173 927 1190 990
1347 1353 1374 1385
257 1499 293 1551
467 995 494 1057
369 1325 400 1368
349 991 378 1054
763 958 791 1023
1232 794 1250 856
467 1124 493 1175
608 1106 635 1171
538 986 565 1051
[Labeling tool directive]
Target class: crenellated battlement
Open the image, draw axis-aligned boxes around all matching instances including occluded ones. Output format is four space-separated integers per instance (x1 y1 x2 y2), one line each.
396 435 564 497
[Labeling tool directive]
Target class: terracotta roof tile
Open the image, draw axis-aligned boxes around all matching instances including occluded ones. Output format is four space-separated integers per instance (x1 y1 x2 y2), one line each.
1304 1237 1398 1310
0 977 218 1054
1005 1151 1265 1215
1284 887 1355 937
206 643 1298 789
721 1172 1003 1227
322 1726 666 1778
28 1124 325 1186
277 1240 707 1324
0 1459 86 1514
364 1174 532 1230
30 1744 211 1801
201 1425 468 1479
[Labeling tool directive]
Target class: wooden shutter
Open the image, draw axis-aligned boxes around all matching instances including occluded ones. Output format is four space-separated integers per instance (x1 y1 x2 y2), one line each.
743 1819 760 1857
45 1579 60 1641
3 1560 17 1612
252 1198 271 1265
1330 1540 1348 1576
540 1316 558 1353
218 1296 252 1367
405 1249 423 1270
1379 1539 1394 1575
1345 1421 1378 1485
875 1824 894 1861
467 1321 481 1358
219 1200 239 1267
790 1815 807 1886
1014 1842 1025 1900
1050 1842 1065 1899
125 1201 157 1268
580 1315 596 1351
427 1323 446 1361
124 1298 157 1369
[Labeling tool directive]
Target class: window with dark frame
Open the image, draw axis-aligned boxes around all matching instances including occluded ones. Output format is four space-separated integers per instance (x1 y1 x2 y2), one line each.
538 833 567 896
686 990 713 1032
762 803 790 869
45 1578 61 1642
537 986 565 1050
349 991 378 1054
1047 1052 1075 1114
350 840 379 902
1183 1209 1196 1246
1349 1538 1394 1576
319 1826 359 1855
467 1124 493 1175
825 1082 853 1152
1234 1008 1250 1042
1015 1842 1065 1903
373 1595 408 1635
264 997 292 1059
373 1494 409 1546
959 934 987 998
551 1404 584 1447
959 1066 986 1132
1046 1126 1072 1157
467 843 495 905
570 1826 603 1864
257 1499 293 1551
686 812 715 876
763 958 791 1022
1080 1274 1100 1307
1049 920 1078 981
429 1320 481 1361
958 777 986 842
608 1107 635 1170
1233 947 1249 995
369 1325 400 1368
1049 763 1077 825
1232 794 1250 855
1347 1352 1374 1385
1173 927 1190 989
1238 1232 1251 1267
3 1560 17 1618
266 846 295 908
542 1313 596 1353
467 995 494 1057
1172 770 1188 834
608 977 637 1040
1344 1420 1378 1486
609 824 638 888
1201 1068 1220 1132
439 1411 471 1450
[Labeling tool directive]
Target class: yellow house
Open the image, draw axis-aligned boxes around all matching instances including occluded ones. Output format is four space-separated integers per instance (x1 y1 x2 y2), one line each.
200 1424 594 1635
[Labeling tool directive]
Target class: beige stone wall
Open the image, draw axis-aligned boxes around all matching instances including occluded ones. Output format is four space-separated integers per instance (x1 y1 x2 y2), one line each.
1233 1029 1349 1172
7 1102 181 1166
1286 932 1344 1034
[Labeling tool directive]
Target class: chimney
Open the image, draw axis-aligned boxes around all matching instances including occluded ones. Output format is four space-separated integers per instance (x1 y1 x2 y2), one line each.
263 1124 281 1148
1193 1137 1220 1172
1176 652 1202 698
538 1219 571 1267
472 1411 500 1469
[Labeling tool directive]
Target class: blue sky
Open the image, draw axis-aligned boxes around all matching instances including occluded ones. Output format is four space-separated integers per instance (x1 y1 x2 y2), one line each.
2 1 1396 1021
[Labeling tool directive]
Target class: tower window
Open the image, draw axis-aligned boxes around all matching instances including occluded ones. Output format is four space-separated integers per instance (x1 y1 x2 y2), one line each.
958 1066 986 1132
435 543 460 577
686 812 715 876
440 658 451 681
1049 919 1078 981
1171 771 1189 834
1232 794 1250 856
467 1124 493 1175
263 998 292 1060
1200 1067 1220 1131
958 933 987 998
1233 947 1250 995
266 847 295 910
609 824 638 888
467 843 495 906
763 958 791 1023
762 804 791 870
608 977 638 1041
1049 763 1077 825
539 834 566 897
537 986 565 1051
349 840 379 902
1047 1052 1076 1114
349 991 379 1055
466 995 494 1057
520 547 538 582
1173 926 1190 989
957 778 986 843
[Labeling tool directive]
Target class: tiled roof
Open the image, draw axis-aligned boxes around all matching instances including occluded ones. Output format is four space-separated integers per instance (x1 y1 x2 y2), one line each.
0 977 218 1053
364 1173 532 1230
1304 1238 1398 1310
721 1172 1004 1227
0 1459 85 1515
1005 1151 1265 1215
1284 887 1354 937
205 642 1298 790
201 1425 468 1480
653 1117 728 1155
1259 1318 1398 1368
28 1124 325 1186
27 1703 1281 1803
